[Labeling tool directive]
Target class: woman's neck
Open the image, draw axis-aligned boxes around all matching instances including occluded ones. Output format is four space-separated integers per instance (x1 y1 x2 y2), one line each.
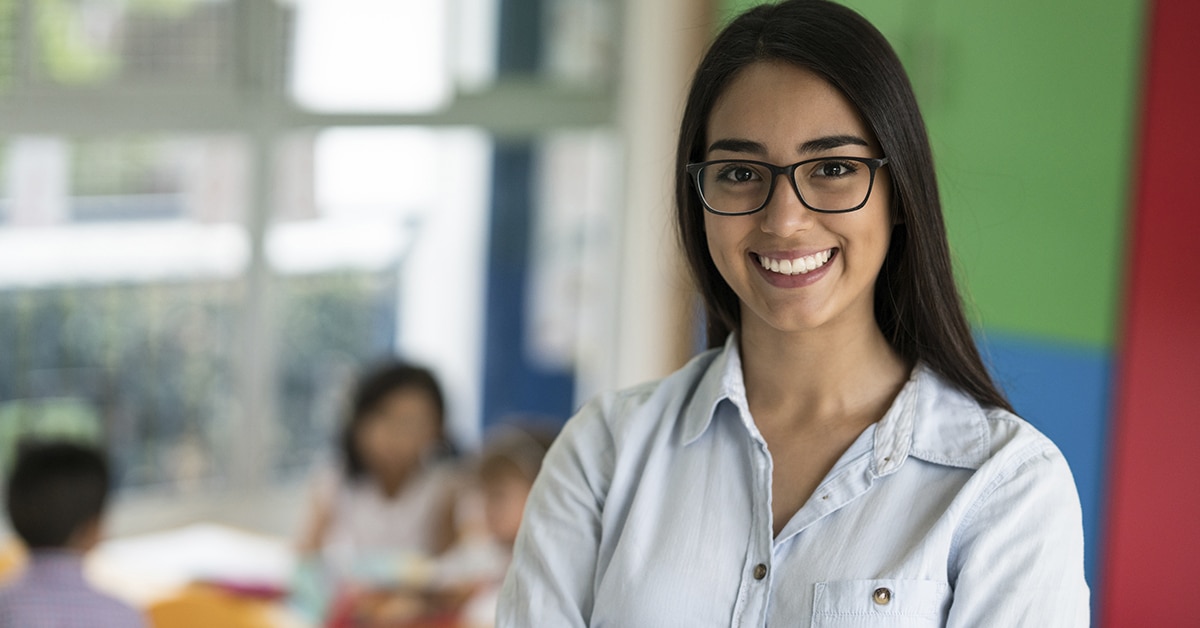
738 314 910 433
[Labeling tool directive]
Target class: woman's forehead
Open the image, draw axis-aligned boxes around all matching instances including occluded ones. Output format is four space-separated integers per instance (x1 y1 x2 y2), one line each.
706 61 877 155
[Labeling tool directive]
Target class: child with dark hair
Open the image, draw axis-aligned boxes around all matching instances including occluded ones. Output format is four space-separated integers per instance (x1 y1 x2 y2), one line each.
0 440 145 628
321 420 557 628
298 360 461 563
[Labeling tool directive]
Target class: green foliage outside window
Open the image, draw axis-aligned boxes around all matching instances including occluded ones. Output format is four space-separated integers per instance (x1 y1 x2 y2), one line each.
0 270 396 488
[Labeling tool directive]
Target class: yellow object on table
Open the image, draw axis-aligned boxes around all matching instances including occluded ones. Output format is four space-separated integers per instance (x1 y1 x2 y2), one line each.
0 537 26 584
147 583 278 628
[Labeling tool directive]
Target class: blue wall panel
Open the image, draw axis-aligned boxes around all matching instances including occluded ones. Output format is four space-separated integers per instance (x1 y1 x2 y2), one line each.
481 144 575 431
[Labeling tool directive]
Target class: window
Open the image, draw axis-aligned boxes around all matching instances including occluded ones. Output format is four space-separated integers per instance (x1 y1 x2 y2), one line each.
0 0 618 525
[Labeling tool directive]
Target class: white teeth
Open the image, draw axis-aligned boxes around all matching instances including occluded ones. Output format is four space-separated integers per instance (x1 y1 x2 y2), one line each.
758 249 833 276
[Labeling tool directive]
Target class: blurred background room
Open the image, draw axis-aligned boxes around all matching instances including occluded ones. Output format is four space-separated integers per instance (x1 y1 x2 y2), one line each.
0 0 1195 626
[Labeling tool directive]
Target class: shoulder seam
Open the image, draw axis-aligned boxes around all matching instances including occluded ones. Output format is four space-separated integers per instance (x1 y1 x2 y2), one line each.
949 440 1062 555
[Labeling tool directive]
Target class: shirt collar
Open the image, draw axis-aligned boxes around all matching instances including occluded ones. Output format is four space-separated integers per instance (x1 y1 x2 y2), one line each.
890 363 991 472
681 333 745 446
26 549 87 582
681 337 992 472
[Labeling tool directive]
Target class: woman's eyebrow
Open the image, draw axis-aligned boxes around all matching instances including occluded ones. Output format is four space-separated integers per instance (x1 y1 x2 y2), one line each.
799 134 870 153
707 138 767 155
707 135 870 156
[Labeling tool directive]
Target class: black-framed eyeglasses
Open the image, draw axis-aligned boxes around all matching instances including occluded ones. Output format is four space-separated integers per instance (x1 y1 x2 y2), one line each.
686 156 889 215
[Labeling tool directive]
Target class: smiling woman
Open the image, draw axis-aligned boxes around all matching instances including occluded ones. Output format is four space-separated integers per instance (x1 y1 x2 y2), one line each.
497 1 1090 626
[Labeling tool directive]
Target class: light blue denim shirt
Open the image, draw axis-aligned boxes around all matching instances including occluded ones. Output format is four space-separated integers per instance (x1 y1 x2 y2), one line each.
498 336 1089 627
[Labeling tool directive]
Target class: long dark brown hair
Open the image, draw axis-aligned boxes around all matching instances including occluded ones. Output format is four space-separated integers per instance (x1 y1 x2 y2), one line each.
675 0 1012 412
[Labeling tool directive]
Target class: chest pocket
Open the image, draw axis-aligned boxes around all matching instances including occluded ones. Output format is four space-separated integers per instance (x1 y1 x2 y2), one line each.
811 579 950 628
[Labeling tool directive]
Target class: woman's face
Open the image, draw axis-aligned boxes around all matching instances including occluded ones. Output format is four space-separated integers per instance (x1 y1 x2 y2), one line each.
702 61 893 339
355 388 440 482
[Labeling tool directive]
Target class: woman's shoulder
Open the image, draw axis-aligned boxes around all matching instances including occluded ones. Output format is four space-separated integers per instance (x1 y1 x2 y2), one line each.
910 364 1073 479
567 346 726 438
976 404 1075 486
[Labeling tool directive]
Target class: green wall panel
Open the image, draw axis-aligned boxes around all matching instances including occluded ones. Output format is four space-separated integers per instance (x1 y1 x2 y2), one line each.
717 0 1143 347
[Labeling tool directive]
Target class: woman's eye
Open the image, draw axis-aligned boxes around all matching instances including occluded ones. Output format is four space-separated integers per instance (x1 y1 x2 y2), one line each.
719 165 759 183
815 160 858 177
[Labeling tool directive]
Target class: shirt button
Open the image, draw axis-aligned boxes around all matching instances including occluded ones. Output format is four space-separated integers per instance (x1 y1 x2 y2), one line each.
753 564 768 580
873 587 892 605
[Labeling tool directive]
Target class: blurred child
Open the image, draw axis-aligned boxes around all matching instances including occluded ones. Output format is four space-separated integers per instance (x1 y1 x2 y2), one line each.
457 423 555 628
316 419 556 628
298 361 461 575
0 440 146 628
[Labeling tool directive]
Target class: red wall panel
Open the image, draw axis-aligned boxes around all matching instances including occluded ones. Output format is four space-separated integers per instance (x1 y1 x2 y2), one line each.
1104 0 1200 625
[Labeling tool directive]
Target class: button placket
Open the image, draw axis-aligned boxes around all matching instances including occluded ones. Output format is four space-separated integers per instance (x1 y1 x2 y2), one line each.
748 425 773 589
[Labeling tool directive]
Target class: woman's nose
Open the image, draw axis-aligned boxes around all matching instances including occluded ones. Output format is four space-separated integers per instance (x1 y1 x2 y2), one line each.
758 174 815 237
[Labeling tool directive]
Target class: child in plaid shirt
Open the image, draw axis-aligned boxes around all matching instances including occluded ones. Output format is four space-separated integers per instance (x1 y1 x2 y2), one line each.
0 440 145 628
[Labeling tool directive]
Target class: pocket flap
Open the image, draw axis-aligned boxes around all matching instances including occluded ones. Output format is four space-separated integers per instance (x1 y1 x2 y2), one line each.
813 579 950 618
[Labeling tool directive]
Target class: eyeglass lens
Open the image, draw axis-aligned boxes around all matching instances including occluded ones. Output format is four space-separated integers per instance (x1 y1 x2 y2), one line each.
697 158 875 214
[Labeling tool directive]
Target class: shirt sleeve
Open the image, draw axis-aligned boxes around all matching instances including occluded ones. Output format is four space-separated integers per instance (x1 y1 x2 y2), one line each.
947 442 1090 627
496 400 616 628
